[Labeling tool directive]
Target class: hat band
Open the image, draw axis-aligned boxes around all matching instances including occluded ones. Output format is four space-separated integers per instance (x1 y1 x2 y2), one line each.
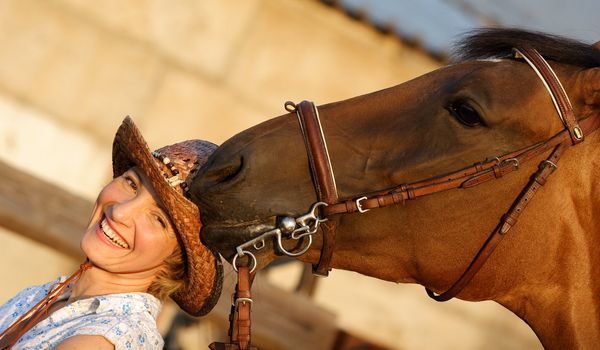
152 151 190 194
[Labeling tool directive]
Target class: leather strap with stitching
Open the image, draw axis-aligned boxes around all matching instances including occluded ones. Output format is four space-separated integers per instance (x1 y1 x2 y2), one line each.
514 47 584 144
232 266 253 349
293 101 339 276
322 113 600 217
426 143 565 300
209 266 257 350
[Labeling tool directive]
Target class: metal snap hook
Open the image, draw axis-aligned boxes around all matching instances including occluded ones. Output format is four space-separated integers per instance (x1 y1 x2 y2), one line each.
296 201 328 227
291 225 310 240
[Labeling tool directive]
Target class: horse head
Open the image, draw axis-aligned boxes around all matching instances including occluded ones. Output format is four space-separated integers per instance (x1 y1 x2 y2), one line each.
192 29 600 347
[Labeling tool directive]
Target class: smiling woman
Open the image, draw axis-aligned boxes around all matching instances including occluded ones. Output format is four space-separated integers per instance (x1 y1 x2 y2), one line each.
0 118 222 350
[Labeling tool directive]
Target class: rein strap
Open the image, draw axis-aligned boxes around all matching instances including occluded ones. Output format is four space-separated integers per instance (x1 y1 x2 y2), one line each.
426 143 566 300
209 266 257 350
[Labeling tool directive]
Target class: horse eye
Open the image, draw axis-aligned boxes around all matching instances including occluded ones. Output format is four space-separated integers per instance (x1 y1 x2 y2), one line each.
447 101 484 127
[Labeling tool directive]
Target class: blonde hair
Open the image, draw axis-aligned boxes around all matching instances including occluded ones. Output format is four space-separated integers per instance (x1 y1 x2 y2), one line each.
147 246 186 301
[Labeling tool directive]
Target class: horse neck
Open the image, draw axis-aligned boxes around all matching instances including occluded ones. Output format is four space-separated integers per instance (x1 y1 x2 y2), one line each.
498 141 600 348
301 134 600 348
498 275 600 349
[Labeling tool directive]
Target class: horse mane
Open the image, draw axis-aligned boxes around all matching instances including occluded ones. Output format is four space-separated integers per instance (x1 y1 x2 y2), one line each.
452 28 600 68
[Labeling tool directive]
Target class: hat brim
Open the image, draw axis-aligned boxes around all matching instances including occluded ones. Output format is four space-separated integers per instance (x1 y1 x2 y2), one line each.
112 117 223 316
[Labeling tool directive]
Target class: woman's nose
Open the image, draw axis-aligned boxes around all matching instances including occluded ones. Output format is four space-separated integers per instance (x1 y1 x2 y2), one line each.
108 194 145 225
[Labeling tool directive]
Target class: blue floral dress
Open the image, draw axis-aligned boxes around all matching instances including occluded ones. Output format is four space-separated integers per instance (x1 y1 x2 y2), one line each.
0 277 163 349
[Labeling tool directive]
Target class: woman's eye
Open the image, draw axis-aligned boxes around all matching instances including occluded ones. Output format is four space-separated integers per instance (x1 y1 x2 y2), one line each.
125 176 138 192
447 101 484 127
154 215 167 229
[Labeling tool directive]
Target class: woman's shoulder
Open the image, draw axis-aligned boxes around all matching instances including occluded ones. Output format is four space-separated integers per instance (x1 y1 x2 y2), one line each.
0 277 65 331
2 277 65 305
8 291 163 350
69 293 164 349
72 313 164 350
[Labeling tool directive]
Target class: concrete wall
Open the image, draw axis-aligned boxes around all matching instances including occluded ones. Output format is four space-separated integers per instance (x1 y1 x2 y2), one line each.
0 0 540 349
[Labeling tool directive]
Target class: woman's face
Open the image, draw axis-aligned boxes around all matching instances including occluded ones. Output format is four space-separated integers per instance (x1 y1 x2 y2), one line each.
81 167 179 274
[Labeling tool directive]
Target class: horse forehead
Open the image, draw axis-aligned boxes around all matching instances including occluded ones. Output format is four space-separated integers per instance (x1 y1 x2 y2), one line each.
434 60 552 106
441 59 517 81
406 60 518 99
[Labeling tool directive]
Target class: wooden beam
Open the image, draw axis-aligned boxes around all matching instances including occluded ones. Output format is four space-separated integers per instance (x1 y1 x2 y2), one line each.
0 159 90 259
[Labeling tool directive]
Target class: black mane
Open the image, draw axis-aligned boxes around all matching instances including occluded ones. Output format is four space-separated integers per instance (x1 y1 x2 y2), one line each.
453 28 600 68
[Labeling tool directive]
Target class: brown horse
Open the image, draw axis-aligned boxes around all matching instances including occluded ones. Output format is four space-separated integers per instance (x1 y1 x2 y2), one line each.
191 29 600 349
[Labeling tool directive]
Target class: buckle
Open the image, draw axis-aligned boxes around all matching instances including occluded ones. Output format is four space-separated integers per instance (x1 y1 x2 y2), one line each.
500 157 519 168
355 196 370 213
236 297 253 306
541 159 557 170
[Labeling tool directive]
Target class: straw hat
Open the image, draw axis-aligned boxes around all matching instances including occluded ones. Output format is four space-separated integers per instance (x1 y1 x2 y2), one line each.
111 117 223 316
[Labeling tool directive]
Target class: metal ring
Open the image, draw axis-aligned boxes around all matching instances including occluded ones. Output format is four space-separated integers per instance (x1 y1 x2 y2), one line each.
277 234 313 257
284 101 297 112
232 251 257 273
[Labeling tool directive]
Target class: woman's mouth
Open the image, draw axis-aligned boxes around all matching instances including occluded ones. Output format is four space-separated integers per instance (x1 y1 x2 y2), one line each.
99 216 130 249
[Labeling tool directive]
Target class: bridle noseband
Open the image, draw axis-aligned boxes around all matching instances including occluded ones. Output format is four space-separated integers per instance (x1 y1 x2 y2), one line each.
233 47 600 301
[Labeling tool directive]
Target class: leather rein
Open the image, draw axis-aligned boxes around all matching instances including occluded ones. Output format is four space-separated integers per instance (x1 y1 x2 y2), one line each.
280 46 600 300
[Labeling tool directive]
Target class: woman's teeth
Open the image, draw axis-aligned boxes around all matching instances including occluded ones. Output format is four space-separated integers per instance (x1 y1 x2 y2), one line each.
100 219 130 249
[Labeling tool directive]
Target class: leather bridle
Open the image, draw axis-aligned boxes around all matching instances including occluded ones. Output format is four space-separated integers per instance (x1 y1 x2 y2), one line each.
232 46 600 301
215 45 598 350
285 47 600 300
